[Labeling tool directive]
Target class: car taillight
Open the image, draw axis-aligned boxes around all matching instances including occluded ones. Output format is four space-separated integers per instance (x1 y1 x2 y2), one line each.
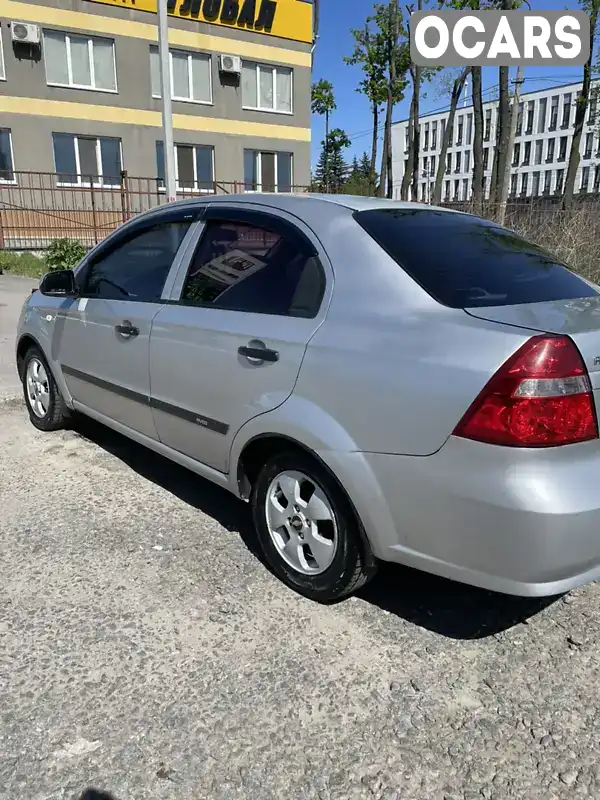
454 334 598 447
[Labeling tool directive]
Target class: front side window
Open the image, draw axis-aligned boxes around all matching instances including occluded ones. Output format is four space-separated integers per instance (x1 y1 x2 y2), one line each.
149 46 211 104
354 208 597 309
84 221 191 302
44 30 117 91
0 128 14 183
156 142 214 192
180 219 324 318
53 133 121 186
242 61 292 113
244 150 292 193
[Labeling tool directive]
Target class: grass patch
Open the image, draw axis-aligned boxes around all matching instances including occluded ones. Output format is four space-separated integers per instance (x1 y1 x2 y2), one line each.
0 251 46 279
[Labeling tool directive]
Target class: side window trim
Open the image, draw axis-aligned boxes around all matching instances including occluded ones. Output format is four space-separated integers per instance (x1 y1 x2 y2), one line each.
167 205 327 319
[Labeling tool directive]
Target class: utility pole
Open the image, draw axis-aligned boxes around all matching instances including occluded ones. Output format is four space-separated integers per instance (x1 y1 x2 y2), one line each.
158 0 176 202
498 66 524 226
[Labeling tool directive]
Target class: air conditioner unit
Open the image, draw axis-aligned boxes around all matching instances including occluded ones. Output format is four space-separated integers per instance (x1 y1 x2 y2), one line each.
219 54 241 74
11 21 41 45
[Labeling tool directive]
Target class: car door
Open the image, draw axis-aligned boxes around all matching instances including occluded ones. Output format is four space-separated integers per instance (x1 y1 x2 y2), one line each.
149 204 331 473
55 209 199 439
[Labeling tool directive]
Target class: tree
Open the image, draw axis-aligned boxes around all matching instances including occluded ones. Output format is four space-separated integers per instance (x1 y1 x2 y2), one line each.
471 64 485 215
563 0 600 208
345 152 379 195
432 67 469 205
311 80 336 192
313 128 351 193
344 23 388 195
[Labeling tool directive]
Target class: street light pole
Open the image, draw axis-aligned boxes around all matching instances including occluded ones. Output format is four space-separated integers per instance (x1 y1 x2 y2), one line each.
158 0 176 202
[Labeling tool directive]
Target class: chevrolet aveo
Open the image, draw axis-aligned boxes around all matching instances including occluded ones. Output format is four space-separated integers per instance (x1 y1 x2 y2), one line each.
16 194 600 602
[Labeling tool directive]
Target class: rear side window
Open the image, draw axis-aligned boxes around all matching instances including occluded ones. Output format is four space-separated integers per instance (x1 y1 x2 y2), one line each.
355 209 597 308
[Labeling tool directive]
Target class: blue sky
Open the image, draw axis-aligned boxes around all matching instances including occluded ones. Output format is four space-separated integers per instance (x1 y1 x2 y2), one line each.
310 0 593 166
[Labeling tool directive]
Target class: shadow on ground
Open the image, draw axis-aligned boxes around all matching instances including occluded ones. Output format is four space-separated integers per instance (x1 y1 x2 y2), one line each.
72 416 558 641
79 790 117 800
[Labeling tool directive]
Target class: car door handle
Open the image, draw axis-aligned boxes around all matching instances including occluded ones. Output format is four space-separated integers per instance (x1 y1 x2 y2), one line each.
115 321 139 338
238 345 279 363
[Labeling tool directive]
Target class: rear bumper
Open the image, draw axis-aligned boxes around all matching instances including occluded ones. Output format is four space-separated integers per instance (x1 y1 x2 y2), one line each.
327 437 600 597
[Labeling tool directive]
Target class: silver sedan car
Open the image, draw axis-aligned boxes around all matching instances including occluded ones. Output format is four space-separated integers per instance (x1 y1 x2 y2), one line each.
16 194 600 602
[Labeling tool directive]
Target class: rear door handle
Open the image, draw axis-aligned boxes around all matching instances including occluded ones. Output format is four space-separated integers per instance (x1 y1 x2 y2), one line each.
115 321 139 338
238 345 279 363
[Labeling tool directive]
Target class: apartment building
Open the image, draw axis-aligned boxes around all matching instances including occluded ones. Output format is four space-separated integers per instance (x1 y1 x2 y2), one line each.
0 0 313 192
391 80 600 203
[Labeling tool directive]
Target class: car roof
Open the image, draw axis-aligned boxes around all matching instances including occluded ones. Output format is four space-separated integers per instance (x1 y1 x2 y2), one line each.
134 192 462 222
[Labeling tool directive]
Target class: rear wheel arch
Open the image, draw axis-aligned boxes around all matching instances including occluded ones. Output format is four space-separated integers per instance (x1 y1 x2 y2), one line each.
237 433 377 572
17 334 44 379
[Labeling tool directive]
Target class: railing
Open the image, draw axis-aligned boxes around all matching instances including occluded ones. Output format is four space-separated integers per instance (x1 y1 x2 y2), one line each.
0 171 312 250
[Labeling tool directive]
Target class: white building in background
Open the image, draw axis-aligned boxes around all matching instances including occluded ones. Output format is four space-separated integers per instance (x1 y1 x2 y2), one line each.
391 80 600 202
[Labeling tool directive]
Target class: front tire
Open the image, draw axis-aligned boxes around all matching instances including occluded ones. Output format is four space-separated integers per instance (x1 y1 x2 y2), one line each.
251 450 375 602
22 346 69 432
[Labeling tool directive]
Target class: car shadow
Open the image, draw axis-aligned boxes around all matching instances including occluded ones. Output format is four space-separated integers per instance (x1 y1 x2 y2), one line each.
72 417 559 641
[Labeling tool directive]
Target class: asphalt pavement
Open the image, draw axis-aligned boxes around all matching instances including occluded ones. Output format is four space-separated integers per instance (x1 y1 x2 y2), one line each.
2 274 600 799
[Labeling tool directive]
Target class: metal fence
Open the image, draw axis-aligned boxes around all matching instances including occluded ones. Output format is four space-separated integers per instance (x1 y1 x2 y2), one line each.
0 171 313 250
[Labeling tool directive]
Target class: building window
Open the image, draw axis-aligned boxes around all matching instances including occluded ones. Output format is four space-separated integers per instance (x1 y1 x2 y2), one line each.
448 122 453 146
446 152 451 174
150 46 211 104
594 164 600 193
430 154 436 177
523 141 531 165
512 142 520 166
520 172 528 196
457 116 463 145
244 150 292 192
484 108 492 141
462 178 468 200
543 170 552 194
466 113 473 146
53 133 121 186
44 30 117 92
156 142 214 192
510 173 518 197
483 147 489 170
424 123 429 150
455 151 461 173
431 121 437 150
404 128 409 153
580 166 590 193
549 96 559 130
526 100 535 135
559 136 568 161
444 180 450 201
532 171 540 196
453 178 459 200
516 102 524 136
534 140 543 165
0 26 5 81
555 168 564 193
561 93 571 129
589 89 598 125
464 150 470 173
242 61 292 114
0 128 15 183
584 132 593 160
423 156 428 175
546 138 555 163
537 97 547 133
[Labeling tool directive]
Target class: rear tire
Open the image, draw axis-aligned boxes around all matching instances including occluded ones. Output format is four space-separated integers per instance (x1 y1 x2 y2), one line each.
251 450 375 602
22 346 70 432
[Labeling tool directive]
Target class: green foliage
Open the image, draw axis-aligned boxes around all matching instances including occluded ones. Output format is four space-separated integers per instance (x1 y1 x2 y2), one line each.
0 250 46 278
344 22 388 109
311 79 336 118
44 238 87 272
344 153 378 196
314 129 351 193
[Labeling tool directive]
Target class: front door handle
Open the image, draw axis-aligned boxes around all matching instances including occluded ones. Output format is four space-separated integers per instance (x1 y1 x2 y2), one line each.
115 321 139 339
238 345 279 363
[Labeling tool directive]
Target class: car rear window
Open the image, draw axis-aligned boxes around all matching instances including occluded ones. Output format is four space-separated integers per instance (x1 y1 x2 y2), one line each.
354 208 597 308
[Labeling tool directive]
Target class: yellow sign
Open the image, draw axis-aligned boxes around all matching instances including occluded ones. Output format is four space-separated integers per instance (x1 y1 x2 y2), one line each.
84 0 313 44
